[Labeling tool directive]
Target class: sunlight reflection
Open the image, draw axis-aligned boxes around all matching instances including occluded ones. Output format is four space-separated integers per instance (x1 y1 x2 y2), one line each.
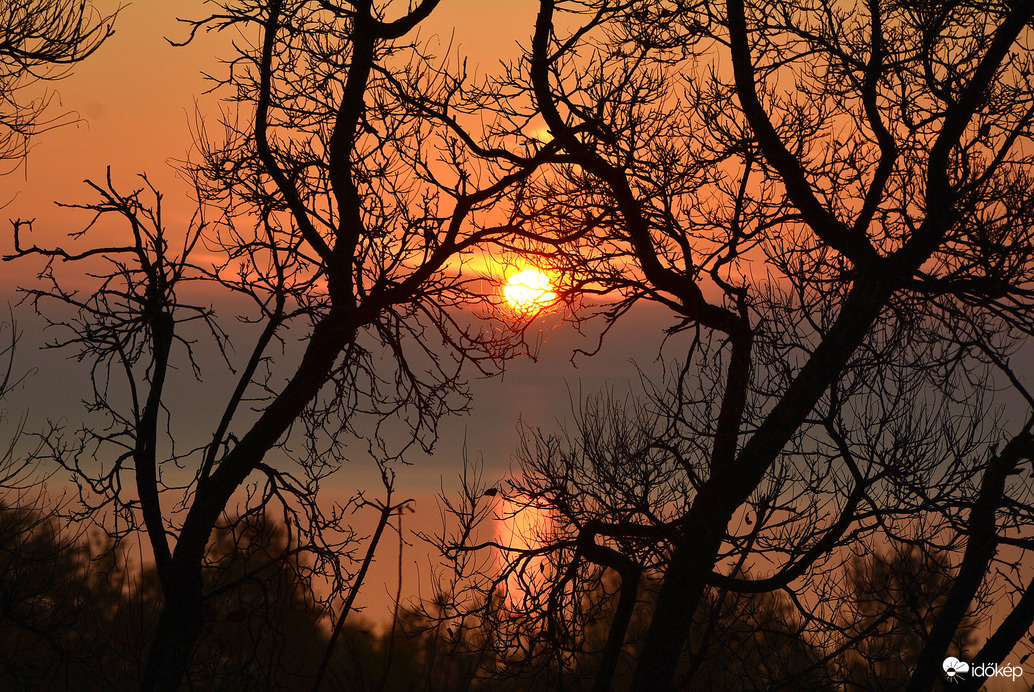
495 494 554 609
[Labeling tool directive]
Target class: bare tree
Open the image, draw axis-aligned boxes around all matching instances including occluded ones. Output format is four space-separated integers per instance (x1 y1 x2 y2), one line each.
5 0 556 688
0 0 116 166
436 1 1034 690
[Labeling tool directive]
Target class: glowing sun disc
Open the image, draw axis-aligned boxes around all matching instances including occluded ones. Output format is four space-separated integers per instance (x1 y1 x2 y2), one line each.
503 269 557 312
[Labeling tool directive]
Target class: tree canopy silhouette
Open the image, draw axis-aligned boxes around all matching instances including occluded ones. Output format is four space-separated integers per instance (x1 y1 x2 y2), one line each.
8 0 1034 690
437 1 1034 690
5 0 556 688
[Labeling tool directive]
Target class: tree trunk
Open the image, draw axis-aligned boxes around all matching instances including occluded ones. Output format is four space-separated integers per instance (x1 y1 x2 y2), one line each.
906 431 1034 692
629 507 728 692
142 563 205 691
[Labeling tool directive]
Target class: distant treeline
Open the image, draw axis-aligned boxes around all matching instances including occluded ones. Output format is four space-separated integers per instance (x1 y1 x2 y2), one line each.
0 499 973 691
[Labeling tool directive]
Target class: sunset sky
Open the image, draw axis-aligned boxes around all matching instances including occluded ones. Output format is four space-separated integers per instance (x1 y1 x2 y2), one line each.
7 4 1034 688
2 0 674 554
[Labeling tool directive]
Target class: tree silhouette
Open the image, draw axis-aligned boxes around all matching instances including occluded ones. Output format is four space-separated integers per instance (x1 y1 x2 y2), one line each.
5 0 555 688
186 510 330 690
0 0 116 165
0 499 341 690
0 499 152 689
8 0 1034 689
438 1 1034 690
837 544 977 691
0 501 86 688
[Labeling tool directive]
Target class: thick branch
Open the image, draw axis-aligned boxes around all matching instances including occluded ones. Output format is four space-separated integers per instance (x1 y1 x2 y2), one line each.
906 425 1034 692
531 0 741 336
254 0 333 262
727 0 879 266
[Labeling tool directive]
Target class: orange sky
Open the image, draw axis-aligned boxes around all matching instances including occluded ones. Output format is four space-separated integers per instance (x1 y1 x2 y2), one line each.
1 0 672 459
0 0 679 620
2 0 539 290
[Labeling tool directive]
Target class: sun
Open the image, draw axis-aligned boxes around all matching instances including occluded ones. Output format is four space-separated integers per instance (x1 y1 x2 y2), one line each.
503 269 557 313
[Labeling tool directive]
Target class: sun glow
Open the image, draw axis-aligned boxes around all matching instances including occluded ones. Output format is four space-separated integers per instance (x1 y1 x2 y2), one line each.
503 268 557 313
495 495 554 608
